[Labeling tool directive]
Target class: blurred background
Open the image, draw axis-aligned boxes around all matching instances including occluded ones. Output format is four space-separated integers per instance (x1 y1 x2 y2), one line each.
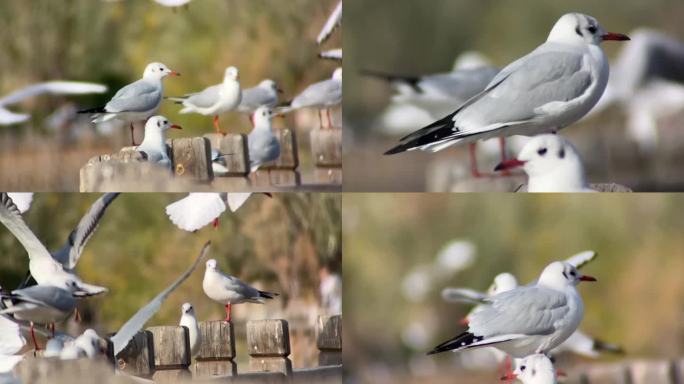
344 0 684 192
343 193 684 383
0 0 340 191
0 192 341 369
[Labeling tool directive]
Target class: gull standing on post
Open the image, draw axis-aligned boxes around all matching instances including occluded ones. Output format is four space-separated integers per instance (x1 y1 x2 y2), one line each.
202 259 279 322
169 67 241 134
427 261 596 358
136 115 182 170
278 68 342 129
79 62 180 145
179 303 200 357
494 134 594 192
385 13 630 177
248 106 281 173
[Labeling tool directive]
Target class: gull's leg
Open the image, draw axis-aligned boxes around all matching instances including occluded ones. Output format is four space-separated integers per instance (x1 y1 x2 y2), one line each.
468 143 484 178
326 109 333 129
224 303 232 322
213 115 221 134
501 355 515 384
130 123 137 146
30 322 41 351
317 109 324 129
74 307 81 322
50 322 55 338
248 114 254 127
213 218 220 229
498 137 511 176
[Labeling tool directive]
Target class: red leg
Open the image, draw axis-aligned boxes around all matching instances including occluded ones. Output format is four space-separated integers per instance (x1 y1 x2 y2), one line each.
498 137 511 176
30 322 41 351
501 355 515 383
469 143 484 178
317 109 324 129
326 109 333 129
213 115 221 134
213 218 219 229
224 304 232 322
248 114 254 127
74 307 81 322
130 123 137 146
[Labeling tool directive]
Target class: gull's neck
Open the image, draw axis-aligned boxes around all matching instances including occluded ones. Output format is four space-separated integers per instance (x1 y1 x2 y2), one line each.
528 161 588 192
139 128 166 151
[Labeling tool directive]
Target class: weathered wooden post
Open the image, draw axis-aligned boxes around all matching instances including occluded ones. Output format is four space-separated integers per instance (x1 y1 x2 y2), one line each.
583 362 630 384
310 127 342 185
168 137 213 182
204 133 250 176
193 320 237 378
629 360 674 384
246 319 293 375
15 356 115 384
148 326 191 383
115 330 154 378
316 315 342 366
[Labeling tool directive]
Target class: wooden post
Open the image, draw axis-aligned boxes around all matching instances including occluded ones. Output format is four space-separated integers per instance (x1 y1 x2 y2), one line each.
246 319 292 375
316 315 342 366
310 127 342 167
583 362 630 384
252 170 301 188
262 128 299 170
15 356 114 384
148 326 191 383
629 360 674 384
115 330 154 378
204 133 250 176
193 320 237 378
169 137 213 182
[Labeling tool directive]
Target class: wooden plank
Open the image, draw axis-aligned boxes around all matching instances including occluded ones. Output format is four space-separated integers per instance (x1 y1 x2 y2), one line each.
262 128 299 170
193 360 237 378
204 133 250 176
196 320 236 361
252 170 300 188
115 330 154 378
169 137 213 182
148 326 191 368
316 315 342 350
79 161 180 192
246 319 291 357
313 168 342 185
15 357 116 384
248 357 292 375
310 128 342 167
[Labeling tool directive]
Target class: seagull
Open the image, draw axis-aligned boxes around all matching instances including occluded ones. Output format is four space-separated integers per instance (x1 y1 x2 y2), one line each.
110 242 209 355
135 115 182 170
502 354 557 384
59 329 103 360
278 68 342 129
6 193 33 214
428 261 596 358
385 13 630 177
202 259 279 322
319 49 342 62
179 303 200 357
165 192 270 232
494 134 595 192
237 79 283 117
248 106 281 173
0 315 26 374
0 81 107 126
79 62 180 145
168 67 241 134
0 193 115 296
317 1 341 45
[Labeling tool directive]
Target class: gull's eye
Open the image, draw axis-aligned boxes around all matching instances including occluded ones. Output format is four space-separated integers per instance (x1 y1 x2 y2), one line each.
558 148 565 159
163 120 168 125
537 148 547 156
587 25 597 34
520 365 526 371
159 67 164 71
570 270 576 276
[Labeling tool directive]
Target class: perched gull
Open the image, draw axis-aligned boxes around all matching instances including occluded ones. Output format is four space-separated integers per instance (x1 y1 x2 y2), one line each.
248 106 281 172
385 13 629 176
202 259 279 322
237 79 282 118
111 242 209 355
6 193 33 214
0 81 107 126
0 193 113 296
166 192 269 232
169 67 241 134
79 62 180 145
428 261 596 358
179 303 200 357
278 68 342 129
317 1 342 45
494 134 595 192
0 315 26 373
502 354 557 384
136 115 182 170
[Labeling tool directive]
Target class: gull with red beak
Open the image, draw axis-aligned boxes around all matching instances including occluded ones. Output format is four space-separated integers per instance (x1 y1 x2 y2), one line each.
494 134 595 192
79 62 180 145
136 115 182 170
385 13 630 177
428 261 596 360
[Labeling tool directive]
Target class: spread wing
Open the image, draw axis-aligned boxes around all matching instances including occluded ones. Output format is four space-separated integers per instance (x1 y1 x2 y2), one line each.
0 81 107 106
165 193 226 232
0 193 54 265
226 193 252 212
565 250 597 270
6 193 33 214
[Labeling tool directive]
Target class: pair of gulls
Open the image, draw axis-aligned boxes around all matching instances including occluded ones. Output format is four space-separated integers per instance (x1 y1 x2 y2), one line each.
385 13 631 186
428 253 602 383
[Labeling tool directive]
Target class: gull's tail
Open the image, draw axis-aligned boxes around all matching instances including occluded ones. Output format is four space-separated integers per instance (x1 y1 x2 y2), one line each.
257 290 279 300
165 96 187 105
360 69 421 92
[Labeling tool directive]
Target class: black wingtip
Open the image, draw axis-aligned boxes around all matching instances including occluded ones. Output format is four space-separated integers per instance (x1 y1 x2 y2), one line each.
77 106 106 114
427 332 481 355
384 144 409 155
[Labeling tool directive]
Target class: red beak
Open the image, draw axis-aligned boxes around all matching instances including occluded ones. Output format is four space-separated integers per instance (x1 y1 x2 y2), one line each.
579 275 597 282
602 32 630 41
500 372 517 381
494 159 526 172
459 317 469 326
169 71 181 77
170 124 182 130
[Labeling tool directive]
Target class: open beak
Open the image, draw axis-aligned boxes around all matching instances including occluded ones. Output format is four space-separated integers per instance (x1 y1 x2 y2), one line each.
579 275 597 282
169 70 181 77
602 32 630 41
500 372 517 381
494 159 526 172
170 124 182 130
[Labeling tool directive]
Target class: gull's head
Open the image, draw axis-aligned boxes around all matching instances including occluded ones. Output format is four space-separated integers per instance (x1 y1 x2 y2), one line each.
539 261 596 289
64 279 81 294
547 13 629 46
82 329 100 340
505 354 556 383
181 302 194 315
495 134 585 184
487 272 518 296
144 62 180 79
253 106 273 126
146 116 182 132
332 68 342 81
259 79 283 94
206 258 218 271
224 66 240 82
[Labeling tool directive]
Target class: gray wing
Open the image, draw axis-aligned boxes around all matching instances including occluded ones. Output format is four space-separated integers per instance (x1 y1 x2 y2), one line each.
0 193 54 264
292 80 341 108
52 193 120 270
248 131 280 167
469 287 568 337
106 80 161 113
223 275 261 301
111 242 210 355
418 67 500 100
10 286 75 313
240 87 277 111
564 250 597 270
185 84 221 109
